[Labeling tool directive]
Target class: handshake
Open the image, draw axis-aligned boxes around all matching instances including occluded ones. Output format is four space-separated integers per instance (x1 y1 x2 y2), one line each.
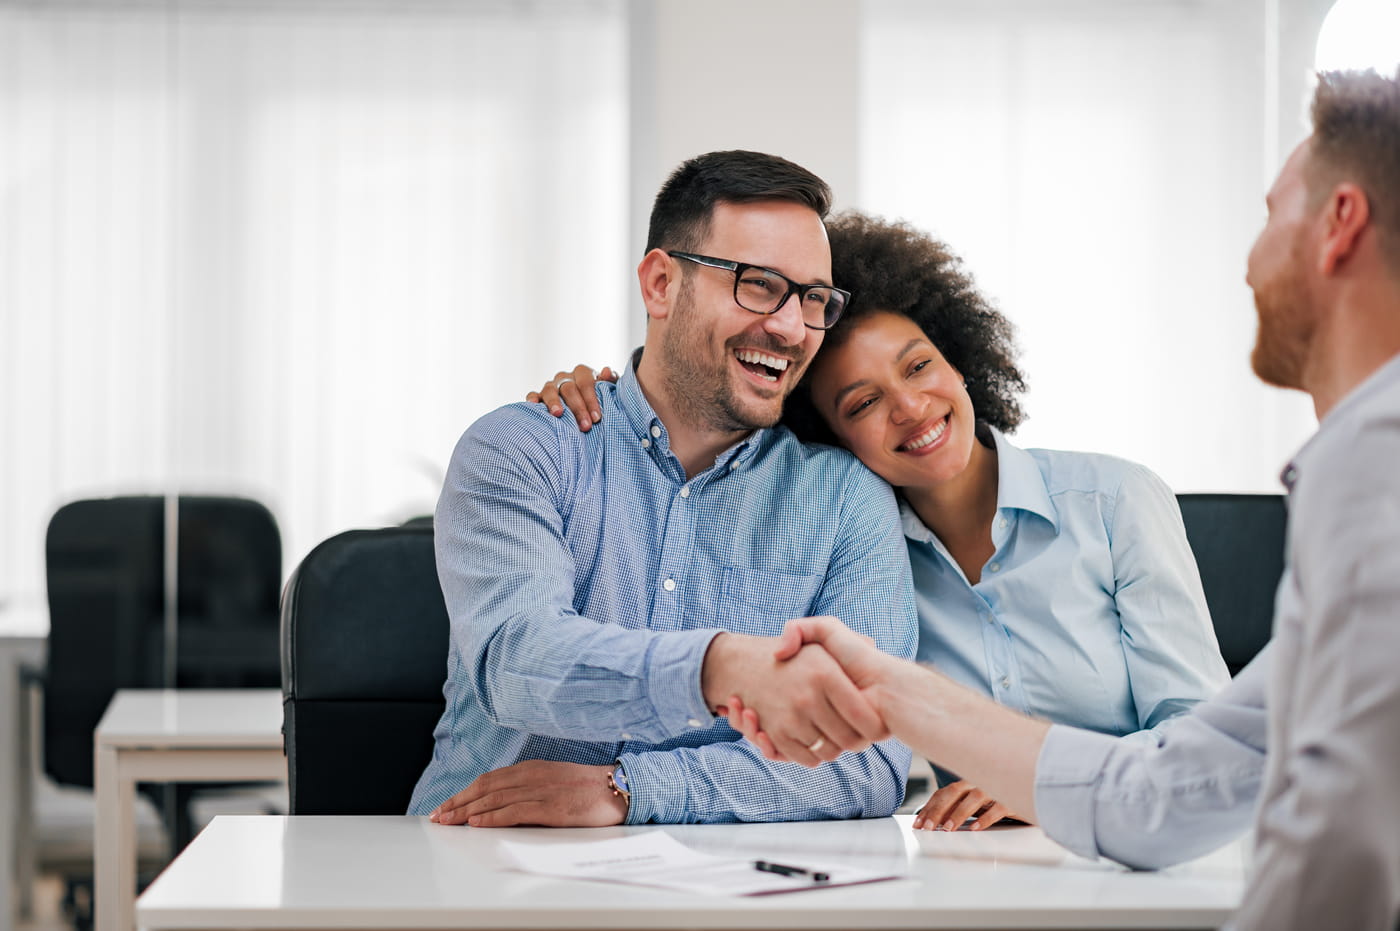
704 615 1044 830
700 616 911 767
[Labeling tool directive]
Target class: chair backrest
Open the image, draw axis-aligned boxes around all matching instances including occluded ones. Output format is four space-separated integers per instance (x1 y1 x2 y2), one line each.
1175 493 1287 676
44 495 281 789
280 526 448 815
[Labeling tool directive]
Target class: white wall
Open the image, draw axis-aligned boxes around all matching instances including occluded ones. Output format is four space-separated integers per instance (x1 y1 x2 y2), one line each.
0 0 1344 608
626 0 862 347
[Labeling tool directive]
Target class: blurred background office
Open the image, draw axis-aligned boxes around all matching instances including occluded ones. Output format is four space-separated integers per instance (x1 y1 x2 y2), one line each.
7 0 1400 604
1 0 1398 925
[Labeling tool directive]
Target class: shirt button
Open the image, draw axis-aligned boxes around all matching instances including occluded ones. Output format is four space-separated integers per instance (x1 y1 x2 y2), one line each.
687 718 703 728
1000 676 1011 689
988 561 1001 573
729 461 738 471
999 518 1009 530
641 438 651 449
679 486 690 498
663 578 676 592
650 425 662 438
621 732 632 740
983 613 993 625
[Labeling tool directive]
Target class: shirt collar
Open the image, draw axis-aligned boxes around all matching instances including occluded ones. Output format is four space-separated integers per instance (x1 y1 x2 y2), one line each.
899 422 1056 542
1280 350 1400 494
985 423 1058 530
614 348 765 474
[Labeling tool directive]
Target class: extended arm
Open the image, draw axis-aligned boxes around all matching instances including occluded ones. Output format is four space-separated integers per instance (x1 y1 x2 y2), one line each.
624 461 919 823
437 411 714 743
736 617 1265 866
734 617 1048 821
1035 651 1267 869
439 409 883 755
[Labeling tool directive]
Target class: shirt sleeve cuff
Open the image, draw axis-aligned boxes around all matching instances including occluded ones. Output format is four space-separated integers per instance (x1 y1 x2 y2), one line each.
1033 724 1119 861
643 628 723 737
616 750 686 825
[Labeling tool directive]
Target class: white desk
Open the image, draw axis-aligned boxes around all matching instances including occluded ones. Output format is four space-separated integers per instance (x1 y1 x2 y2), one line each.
96 688 286 931
136 814 1245 929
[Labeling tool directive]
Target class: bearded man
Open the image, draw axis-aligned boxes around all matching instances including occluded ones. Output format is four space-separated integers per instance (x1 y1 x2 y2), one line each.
410 150 917 827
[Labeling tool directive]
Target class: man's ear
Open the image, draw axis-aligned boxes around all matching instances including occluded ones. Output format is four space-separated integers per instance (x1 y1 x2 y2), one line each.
1318 182 1371 277
637 249 680 321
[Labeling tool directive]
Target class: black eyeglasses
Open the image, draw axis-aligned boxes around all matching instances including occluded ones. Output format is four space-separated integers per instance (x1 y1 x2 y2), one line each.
667 251 850 330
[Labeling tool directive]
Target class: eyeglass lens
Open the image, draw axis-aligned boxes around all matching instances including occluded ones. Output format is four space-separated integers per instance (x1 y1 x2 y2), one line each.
734 267 847 328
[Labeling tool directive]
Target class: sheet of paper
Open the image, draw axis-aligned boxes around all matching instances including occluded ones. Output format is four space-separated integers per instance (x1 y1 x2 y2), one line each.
498 830 901 897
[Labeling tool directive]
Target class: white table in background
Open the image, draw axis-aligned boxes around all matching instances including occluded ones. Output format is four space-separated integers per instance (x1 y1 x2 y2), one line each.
136 814 1245 930
96 688 285 931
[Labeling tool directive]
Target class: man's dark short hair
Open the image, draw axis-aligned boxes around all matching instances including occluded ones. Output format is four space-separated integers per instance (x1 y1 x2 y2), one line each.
645 150 833 255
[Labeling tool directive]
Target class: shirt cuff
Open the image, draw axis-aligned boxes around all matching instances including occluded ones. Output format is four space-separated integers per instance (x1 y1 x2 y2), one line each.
1033 724 1119 861
616 750 687 825
643 627 723 738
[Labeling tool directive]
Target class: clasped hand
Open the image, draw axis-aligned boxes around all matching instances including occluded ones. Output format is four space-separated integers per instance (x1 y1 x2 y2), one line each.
727 617 1014 832
701 624 888 766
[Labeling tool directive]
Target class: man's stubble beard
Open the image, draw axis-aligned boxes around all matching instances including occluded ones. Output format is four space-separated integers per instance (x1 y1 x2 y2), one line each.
657 278 796 433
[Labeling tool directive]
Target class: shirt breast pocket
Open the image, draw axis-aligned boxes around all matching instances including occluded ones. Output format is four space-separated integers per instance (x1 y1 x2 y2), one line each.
718 566 824 636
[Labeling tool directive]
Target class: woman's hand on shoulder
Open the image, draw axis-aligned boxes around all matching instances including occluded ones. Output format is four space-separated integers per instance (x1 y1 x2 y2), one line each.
912 779 1014 832
526 364 617 432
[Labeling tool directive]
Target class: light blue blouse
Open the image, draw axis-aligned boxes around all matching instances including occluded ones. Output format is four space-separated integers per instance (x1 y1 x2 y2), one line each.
907 426 1229 739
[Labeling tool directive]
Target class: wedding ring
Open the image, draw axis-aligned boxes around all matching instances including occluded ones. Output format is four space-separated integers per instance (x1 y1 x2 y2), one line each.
807 737 826 753
554 376 575 389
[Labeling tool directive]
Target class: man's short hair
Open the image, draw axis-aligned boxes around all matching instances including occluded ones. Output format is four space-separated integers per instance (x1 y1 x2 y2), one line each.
645 150 833 255
1309 68 1400 271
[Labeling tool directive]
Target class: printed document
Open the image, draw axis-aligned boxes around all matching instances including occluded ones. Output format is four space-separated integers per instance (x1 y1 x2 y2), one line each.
498 830 901 897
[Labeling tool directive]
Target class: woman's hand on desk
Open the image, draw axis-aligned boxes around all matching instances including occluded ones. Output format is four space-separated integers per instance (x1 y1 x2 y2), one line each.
428 760 627 828
913 780 1014 832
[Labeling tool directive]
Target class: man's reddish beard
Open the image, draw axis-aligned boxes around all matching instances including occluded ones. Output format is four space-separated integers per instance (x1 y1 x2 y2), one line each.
1250 239 1315 391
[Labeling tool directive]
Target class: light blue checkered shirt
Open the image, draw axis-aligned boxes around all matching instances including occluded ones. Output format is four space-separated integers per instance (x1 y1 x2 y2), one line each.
408 360 917 823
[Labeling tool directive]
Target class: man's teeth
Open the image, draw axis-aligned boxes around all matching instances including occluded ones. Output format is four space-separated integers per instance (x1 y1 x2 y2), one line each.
902 418 947 451
735 349 790 375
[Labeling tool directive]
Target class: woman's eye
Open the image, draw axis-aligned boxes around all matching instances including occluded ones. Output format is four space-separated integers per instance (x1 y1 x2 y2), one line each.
846 397 876 418
911 359 931 375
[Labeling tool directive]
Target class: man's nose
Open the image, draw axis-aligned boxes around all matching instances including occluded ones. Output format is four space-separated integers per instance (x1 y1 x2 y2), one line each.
761 290 808 345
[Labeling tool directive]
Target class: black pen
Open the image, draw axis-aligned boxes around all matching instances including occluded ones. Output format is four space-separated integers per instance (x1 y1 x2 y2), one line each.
754 860 830 882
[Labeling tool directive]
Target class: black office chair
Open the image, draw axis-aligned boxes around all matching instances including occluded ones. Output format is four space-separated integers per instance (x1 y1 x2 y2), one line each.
1175 493 1288 676
41 494 282 924
281 526 449 814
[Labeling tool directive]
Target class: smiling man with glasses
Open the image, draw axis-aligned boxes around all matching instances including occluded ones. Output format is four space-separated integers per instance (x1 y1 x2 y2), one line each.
410 150 917 829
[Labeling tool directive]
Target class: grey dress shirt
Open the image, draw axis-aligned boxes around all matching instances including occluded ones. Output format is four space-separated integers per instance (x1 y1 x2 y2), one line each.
1035 353 1400 930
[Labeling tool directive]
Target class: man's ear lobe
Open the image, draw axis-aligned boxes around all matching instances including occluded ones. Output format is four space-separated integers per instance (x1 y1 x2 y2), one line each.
1318 183 1371 276
638 249 678 321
